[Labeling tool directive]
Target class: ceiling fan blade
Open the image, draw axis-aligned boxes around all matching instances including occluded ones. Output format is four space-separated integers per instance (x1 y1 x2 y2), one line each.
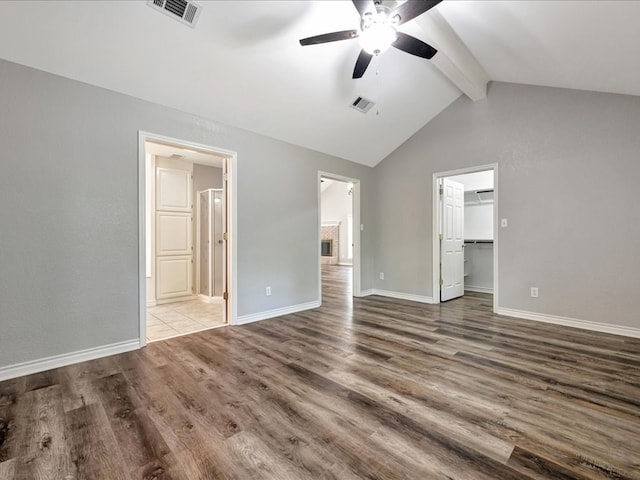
352 50 373 79
392 32 437 59
389 0 442 26
352 0 376 17
299 30 359 46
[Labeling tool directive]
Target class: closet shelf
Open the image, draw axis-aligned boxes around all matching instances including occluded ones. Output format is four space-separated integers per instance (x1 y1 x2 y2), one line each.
464 239 494 244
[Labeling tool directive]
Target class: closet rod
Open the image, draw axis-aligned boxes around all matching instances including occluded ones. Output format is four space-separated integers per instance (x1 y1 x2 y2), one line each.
463 239 494 244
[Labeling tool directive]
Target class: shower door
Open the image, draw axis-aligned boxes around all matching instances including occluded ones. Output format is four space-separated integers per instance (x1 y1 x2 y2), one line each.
197 189 225 299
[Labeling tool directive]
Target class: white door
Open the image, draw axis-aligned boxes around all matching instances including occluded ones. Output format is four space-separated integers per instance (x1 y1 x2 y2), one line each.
156 168 193 300
440 178 464 301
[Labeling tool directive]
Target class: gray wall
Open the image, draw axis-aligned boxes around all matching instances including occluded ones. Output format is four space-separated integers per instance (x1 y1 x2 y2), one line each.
374 81 640 329
193 164 223 194
0 59 374 368
3 58 639 372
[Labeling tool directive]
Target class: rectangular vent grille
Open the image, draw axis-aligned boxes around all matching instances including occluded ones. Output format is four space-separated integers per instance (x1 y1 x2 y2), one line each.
147 0 202 28
350 96 375 114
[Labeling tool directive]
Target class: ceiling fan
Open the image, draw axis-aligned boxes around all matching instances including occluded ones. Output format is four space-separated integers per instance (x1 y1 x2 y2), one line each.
299 0 442 79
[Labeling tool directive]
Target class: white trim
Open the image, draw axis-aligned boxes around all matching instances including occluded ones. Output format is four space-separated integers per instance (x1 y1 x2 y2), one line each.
363 289 435 304
432 163 498 312
198 294 223 304
0 340 139 382
138 131 238 337
496 308 640 339
318 171 362 301
464 286 494 294
155 294 197 305
358 289 375 297
236 301 321 325
227 152 238 326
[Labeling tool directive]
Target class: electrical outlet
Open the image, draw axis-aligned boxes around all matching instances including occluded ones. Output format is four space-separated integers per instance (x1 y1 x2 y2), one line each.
265 286 272 296
530 287 538 298
501 218 508 228
379 272 384 280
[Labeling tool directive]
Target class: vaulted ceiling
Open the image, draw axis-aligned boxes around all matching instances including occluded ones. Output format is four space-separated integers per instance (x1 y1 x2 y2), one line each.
0 1 638 167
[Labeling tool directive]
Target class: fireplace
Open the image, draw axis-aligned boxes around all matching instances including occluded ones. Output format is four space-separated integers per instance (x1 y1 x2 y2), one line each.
321 224 339 265
321 239 333 257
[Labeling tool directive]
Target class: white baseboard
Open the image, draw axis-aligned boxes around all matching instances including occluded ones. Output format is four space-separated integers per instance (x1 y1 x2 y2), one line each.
0 339 140 382
235 300 321 326
198 294 224 304
363 289 435 304
496 307 640 339
357 289 375 297
465 286 494 294
155 295 197 305
146 300 157 307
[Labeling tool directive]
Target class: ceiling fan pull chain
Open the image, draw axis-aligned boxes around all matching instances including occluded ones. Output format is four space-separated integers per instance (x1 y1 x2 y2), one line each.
375 59 380 116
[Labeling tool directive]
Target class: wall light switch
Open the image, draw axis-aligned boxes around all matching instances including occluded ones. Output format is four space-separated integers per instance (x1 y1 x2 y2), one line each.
360 224 364 231
501 218 508 228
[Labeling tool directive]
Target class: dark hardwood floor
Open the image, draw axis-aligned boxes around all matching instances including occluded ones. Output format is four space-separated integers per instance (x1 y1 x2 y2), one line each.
1 265 639 479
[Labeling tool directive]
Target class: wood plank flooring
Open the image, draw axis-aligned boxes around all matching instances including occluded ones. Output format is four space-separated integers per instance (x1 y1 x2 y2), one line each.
1 265 639 479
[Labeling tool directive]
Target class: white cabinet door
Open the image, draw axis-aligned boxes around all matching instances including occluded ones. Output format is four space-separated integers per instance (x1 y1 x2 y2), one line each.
156 167 192 212
156 212 192 256
155 166 193 300
156 255 193 300
441 178 464 301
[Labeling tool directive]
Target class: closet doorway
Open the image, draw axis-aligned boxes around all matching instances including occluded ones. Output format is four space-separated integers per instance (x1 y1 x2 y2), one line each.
432 164 498 310
138 132 236 345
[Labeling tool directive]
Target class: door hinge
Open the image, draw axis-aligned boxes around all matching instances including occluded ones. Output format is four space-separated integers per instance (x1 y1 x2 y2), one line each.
439 233 443 241
223 291 228 300
224 172 229 181
439 278 443 286
223 232 227 241
439 187 443 196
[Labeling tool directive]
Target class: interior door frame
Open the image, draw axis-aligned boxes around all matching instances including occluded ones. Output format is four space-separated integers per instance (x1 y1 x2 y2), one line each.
432 163 498 311
138 131 238 347
318 171 362 299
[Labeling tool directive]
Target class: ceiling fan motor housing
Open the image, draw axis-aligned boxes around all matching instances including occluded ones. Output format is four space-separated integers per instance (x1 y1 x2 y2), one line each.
359 5 398 55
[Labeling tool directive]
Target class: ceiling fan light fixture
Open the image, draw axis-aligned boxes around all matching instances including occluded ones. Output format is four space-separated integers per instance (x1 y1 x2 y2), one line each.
359 22 397 55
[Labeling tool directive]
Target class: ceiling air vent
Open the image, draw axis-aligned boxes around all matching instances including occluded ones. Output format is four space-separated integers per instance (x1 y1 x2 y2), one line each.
147 0 202 28
350 96 375 114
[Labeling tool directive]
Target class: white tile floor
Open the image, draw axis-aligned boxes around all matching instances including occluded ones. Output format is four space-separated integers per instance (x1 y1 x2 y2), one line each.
146 299 225 342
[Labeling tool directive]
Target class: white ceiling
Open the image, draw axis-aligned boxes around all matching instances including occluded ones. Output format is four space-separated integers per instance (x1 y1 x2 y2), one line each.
437 1 640 98
0 1 638 167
